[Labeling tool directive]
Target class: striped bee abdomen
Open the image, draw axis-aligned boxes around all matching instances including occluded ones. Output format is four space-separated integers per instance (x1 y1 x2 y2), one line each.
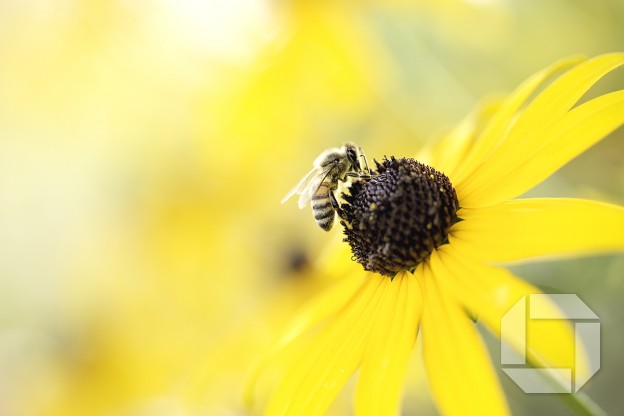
311 184 335 231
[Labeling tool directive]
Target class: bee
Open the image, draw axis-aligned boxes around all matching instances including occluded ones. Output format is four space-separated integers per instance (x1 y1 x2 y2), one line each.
281 142 370 231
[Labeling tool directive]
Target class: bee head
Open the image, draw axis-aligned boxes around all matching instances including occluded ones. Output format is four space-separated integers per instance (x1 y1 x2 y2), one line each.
344 143 361 171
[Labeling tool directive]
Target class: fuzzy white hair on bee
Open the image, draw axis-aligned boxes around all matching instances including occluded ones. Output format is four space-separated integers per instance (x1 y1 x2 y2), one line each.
281 143 371 231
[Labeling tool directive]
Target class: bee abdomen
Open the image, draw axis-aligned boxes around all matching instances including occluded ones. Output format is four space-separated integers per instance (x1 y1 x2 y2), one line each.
313 202 334 220
312 201 332 210
315 211 335 231
312 187 335 231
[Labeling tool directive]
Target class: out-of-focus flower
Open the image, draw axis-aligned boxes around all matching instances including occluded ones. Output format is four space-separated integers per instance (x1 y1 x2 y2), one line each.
248 54 624 415
0 1 395 415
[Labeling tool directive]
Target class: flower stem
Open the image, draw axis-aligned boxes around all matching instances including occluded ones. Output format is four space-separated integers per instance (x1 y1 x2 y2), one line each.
558 390 606 416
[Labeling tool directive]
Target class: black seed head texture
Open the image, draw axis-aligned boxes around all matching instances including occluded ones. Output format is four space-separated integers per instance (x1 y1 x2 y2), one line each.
341 157 459 276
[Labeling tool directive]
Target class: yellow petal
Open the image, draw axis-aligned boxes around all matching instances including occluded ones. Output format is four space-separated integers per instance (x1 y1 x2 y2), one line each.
451 198 624 263
421 255 510 416
245 273 365 407
432 246 582 376
487 90 624 205
355 270 422 416
418 96 504 178
451 55 585 185
265 274 385 416
461 90 624 207
457 53 624 207
315 232 363 279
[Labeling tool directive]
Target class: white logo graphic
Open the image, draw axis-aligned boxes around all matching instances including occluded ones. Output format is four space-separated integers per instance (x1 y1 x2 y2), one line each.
501 294 600 393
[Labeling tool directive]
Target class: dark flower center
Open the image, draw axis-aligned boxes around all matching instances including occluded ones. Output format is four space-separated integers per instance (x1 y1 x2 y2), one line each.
340 157 459 277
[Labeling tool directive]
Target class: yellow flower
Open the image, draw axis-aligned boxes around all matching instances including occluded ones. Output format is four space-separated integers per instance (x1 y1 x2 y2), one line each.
247 53 624 415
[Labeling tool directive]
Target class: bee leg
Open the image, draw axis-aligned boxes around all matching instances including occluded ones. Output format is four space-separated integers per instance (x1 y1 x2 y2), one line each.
330 191 345 219
345 172 373 180
359 150 370 174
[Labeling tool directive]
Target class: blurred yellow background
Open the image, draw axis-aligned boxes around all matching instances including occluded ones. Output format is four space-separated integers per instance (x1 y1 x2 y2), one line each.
0 1 622 415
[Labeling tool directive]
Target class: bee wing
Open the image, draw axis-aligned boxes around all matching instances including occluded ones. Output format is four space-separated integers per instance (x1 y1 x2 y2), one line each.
281 166 321 206
297 165 333 209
